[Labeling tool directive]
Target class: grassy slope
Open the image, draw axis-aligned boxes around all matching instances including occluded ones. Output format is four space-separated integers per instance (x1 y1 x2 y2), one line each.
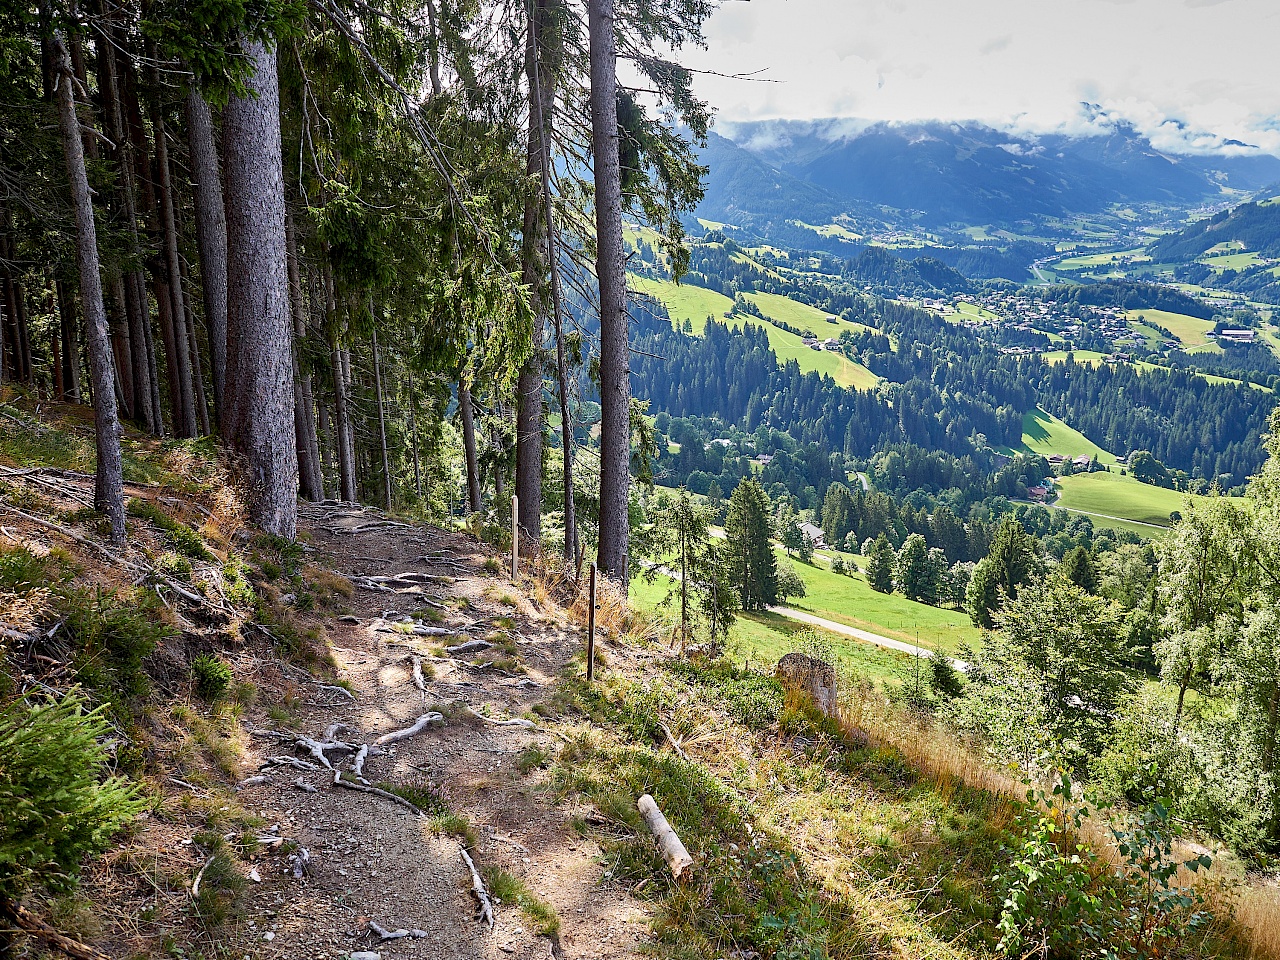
1125 308 1216 347
632 276 880 391
1053 471 1193 526
1014 408 1116 464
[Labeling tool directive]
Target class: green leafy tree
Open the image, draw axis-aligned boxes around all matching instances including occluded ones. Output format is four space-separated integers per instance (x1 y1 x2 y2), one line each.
649 488 717 649
776 560 806 602
966 557 1001 628
725 479 777 610
866 534 895 594
967 516 1038 626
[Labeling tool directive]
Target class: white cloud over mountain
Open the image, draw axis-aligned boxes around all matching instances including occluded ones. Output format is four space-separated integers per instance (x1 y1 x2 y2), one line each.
681 0 1280 156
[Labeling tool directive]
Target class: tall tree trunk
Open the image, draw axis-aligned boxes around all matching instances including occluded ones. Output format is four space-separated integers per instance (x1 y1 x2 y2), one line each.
459 374 481 512
317 401 335 492
529 0 576 564
323 259 355 501
53 27 125 542
95 19 157 433
185 86 228 430
286 212 323 501
372 324 392 512
151 97 197 437
330 338 356 502
589 0 630 581
222 39 297 538
56 278 81 400
515 0 559 551
179 255 211 435
11 280 31 384
407 365 423 500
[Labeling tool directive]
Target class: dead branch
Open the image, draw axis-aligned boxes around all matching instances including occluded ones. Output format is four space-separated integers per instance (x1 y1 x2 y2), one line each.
445 638 492 657
367 921 430 940
190 856 214 898
6 902 112 960
657 721 689 761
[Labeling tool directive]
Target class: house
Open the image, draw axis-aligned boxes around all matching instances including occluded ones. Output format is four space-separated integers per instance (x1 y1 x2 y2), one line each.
823 338 840 350
1047 454 1066 466
1219 329 1256 344
752 454 773 466
1073 455 1092 469
1028 485 1049 501
799 522 826 547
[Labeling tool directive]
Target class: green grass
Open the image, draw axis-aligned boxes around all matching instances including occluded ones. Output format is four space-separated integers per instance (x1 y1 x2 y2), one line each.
630 276 735 333
780 554 979 655
1013 408 1116 464
632 277 880 391
631 572 938 686
1049 471 1239 528
1124 309 1216 348
953 301 1000 322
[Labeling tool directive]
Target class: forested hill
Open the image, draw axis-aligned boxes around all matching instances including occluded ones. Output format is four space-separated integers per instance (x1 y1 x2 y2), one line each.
629 292 1273 488
1150 200 1280 261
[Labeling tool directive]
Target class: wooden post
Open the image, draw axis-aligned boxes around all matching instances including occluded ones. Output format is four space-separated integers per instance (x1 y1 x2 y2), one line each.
511 494 519 580
586 562 597 682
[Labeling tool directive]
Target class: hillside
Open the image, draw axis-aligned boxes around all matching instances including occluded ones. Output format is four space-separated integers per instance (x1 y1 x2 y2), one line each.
6 401 1274 960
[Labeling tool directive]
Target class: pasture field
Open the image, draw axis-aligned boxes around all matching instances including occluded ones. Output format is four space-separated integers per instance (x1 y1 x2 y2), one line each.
633 278 881 390
629 276 733 333
1055 247 1149 270
778 550 979 655
1014 408 1116 463
1124 308 1216 347
1202 251 1262 271
629 573 920 687
1053 470 1194 527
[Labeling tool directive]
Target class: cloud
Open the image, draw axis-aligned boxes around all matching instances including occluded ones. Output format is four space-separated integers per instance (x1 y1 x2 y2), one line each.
683 0 1280 156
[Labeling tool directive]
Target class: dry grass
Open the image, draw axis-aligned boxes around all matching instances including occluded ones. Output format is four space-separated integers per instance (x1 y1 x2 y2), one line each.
1237 886 1280 959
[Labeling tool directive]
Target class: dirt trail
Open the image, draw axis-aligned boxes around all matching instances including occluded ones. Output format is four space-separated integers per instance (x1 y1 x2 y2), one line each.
230 504 649 960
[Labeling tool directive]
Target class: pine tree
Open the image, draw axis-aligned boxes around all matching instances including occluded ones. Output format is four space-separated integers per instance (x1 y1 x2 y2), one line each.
725 480 777 610
1061 545 1097 594
867 534 895 594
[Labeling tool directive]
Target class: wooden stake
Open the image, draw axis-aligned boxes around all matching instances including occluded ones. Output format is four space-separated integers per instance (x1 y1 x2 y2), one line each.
511 493 519 579
586 562 597 683
637 794 694 880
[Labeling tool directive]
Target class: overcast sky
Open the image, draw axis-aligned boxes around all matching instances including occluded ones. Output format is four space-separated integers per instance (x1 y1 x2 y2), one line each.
681 0 1280 154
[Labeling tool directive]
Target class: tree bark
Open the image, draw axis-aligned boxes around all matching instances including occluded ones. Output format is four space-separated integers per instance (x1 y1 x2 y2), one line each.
56 278 81 400
407 365 423 499
589 0 630 581
151 94 197 437
94 19 158 433
53 28 125 542
372 324 393 512
222 39 298 538
178 254 211 435
285 211 323 501
185 86 228 430
459 374 481 512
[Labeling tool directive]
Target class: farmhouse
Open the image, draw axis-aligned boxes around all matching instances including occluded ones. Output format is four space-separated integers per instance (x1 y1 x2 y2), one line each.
1219 329 1256 344
1028 485 1049 501
799 522 826 547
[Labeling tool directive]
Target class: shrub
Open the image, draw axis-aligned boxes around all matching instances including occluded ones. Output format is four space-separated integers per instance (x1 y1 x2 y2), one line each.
191 654 233 701
0 693 146 904
63 588 171 712
127 498 212 562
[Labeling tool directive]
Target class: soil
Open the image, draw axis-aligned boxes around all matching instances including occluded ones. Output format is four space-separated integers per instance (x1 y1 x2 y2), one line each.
226 502 650 960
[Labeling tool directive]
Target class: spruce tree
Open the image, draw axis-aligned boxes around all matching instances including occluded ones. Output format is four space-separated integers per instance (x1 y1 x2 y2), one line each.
725 480 777 610
867 534 896 594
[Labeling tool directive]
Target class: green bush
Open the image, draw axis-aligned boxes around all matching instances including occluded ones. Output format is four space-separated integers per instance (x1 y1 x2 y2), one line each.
63 588 172 712
0 693 146 903
127 498 213 562
191 654 233 701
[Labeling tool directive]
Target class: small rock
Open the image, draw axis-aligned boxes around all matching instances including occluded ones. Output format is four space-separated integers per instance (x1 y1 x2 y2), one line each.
262 932 275 942
338 616 360 624
350 953 381 960
247 867 261 883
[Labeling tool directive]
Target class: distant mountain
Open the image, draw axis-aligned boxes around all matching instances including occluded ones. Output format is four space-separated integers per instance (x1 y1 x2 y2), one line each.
707 119 1280 228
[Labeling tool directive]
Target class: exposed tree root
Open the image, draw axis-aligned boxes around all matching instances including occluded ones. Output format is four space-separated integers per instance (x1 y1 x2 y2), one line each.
332 771 425 816
367 920 430 940
459 846 495 928
4 902 111 960
445 638 492 656
374 712 443 745
464 705 535 729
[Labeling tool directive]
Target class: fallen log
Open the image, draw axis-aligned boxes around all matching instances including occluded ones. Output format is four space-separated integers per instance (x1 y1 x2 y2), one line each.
459 846 495 929
637 794 695 880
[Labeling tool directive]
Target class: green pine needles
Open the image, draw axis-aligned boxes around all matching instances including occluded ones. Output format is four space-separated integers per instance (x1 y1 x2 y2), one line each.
0 693 146 905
